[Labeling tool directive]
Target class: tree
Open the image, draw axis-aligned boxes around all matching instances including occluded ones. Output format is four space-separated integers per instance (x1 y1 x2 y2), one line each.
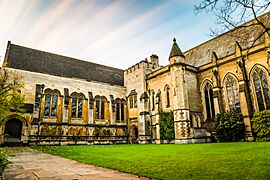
195 0 270 51
0 68 25 121
159 110 175 142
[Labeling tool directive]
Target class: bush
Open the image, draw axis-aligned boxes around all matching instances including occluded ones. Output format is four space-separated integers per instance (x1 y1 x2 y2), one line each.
215 111 246 142
251 110 270 141
0 153 8 172
159 110 175 141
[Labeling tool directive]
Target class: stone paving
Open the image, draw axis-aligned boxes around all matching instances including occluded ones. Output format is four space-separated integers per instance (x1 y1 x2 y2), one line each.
3 150 147 180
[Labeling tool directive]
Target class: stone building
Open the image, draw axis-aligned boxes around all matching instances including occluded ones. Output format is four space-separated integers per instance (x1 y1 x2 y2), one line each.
1 14 270 145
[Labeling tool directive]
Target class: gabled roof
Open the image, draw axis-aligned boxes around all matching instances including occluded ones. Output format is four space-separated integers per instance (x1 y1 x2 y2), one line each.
4 42 124 86
169 38 184 59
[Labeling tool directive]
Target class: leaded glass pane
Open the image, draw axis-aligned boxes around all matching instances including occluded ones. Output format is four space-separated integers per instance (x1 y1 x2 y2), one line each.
166 88 170 107
44 94 51 116
134 95 137 108
261 73 270 109
71 97 77 118
78 97 83 118
96 100 100 119
121 102 125 121
253 74 265 111
116 103 120 121
209 87 215 118
51 95 58 116
204 87 211 120
226 82 234 111
129 97 133 108
101 100 105 119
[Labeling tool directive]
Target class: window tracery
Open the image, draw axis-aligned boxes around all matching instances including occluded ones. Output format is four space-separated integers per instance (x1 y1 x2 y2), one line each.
71 92 84 119
224 74 241 112
203 82 215 120
44 89 60 117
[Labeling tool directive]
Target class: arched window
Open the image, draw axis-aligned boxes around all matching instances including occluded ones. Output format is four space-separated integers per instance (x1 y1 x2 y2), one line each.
224 74 241 112
252 66 270 111
115 98 125 123
164 85 170 108
95 96 106 119
151 90 155 111
44 89 60 117
203 82 215 120
128 89 137 109
71 92 85 119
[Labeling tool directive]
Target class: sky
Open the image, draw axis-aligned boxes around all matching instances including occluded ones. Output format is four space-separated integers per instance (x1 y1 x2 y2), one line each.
0 0 217 69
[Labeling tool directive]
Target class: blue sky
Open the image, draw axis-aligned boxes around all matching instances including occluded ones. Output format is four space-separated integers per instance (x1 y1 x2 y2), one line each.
0 0 217 69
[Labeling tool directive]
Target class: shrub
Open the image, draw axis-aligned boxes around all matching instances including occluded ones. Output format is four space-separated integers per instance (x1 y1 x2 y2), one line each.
215 111 246 142
159 110 175 141
251 110 270 141
0 152 8 172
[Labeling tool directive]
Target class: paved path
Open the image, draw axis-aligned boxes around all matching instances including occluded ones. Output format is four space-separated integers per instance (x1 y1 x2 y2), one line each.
3 150 146 180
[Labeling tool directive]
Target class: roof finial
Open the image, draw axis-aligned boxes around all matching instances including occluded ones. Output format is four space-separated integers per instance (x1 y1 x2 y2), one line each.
173 37 176 42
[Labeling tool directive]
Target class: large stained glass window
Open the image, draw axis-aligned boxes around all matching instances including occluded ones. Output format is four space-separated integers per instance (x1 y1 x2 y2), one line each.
225 75 241 112
252 67 270 111
44 89 59 118
203 82 215 120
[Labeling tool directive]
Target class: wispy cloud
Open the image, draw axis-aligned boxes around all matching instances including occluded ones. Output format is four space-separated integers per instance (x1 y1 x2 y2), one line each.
0 0 216 68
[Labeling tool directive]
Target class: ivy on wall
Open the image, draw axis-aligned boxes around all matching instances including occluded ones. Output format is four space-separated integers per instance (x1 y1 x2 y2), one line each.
159 110 175 141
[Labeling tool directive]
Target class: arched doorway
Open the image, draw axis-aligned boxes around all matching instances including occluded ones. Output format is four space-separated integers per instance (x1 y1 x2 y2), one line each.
4 119 23 142
130 126 138 144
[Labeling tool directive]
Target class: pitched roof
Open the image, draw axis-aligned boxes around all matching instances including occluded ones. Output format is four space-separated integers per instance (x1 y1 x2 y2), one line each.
4 42 124 86
169 38 184 59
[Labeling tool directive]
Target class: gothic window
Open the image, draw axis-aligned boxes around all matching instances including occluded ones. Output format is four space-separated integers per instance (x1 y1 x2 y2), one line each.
164 85 170 107
203 82 215 120
71 92 84 119
44 89 60 117
151 90 155 111
95 96 106 119
252 67 270 111
129 95 137 109
225 75 241 112
115 99 125 123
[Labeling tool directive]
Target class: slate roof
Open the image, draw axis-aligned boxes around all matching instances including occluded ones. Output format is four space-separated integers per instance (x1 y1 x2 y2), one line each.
169 38 184 58
4 43 124 86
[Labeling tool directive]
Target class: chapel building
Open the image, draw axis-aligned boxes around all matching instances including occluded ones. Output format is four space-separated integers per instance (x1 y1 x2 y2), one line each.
1 13 270 145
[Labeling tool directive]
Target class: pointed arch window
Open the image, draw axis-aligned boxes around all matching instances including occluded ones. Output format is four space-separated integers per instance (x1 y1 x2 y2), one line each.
44 89 60 117
71 93 84 119
156 90 161 110
164 85 170 108
203 82 215 120
252 67 270 111
225 75 241 112
95 96 106 119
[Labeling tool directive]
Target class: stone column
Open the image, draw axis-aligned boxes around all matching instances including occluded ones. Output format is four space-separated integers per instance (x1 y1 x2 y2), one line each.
138 92 150 144
238 81 253 139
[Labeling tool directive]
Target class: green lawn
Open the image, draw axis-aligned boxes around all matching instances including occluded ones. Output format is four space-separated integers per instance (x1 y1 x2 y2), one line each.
32 142 270 179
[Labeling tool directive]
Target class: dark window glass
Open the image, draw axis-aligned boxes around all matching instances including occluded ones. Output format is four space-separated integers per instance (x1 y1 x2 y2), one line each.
209 87 215 118
51 95 58 116
134 95 137 108
261 73 270 109
121 102 125 121
116 103 120 121
44 94 51 116
96 100 100 119
204 87 211 119
101 100 105 119
166 88 170 107
72 97 77 118
129 97 133 108
253 74 265 111
78 97 83 118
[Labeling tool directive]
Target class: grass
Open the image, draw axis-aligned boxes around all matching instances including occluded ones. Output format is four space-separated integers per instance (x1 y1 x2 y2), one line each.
32 142 270 179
